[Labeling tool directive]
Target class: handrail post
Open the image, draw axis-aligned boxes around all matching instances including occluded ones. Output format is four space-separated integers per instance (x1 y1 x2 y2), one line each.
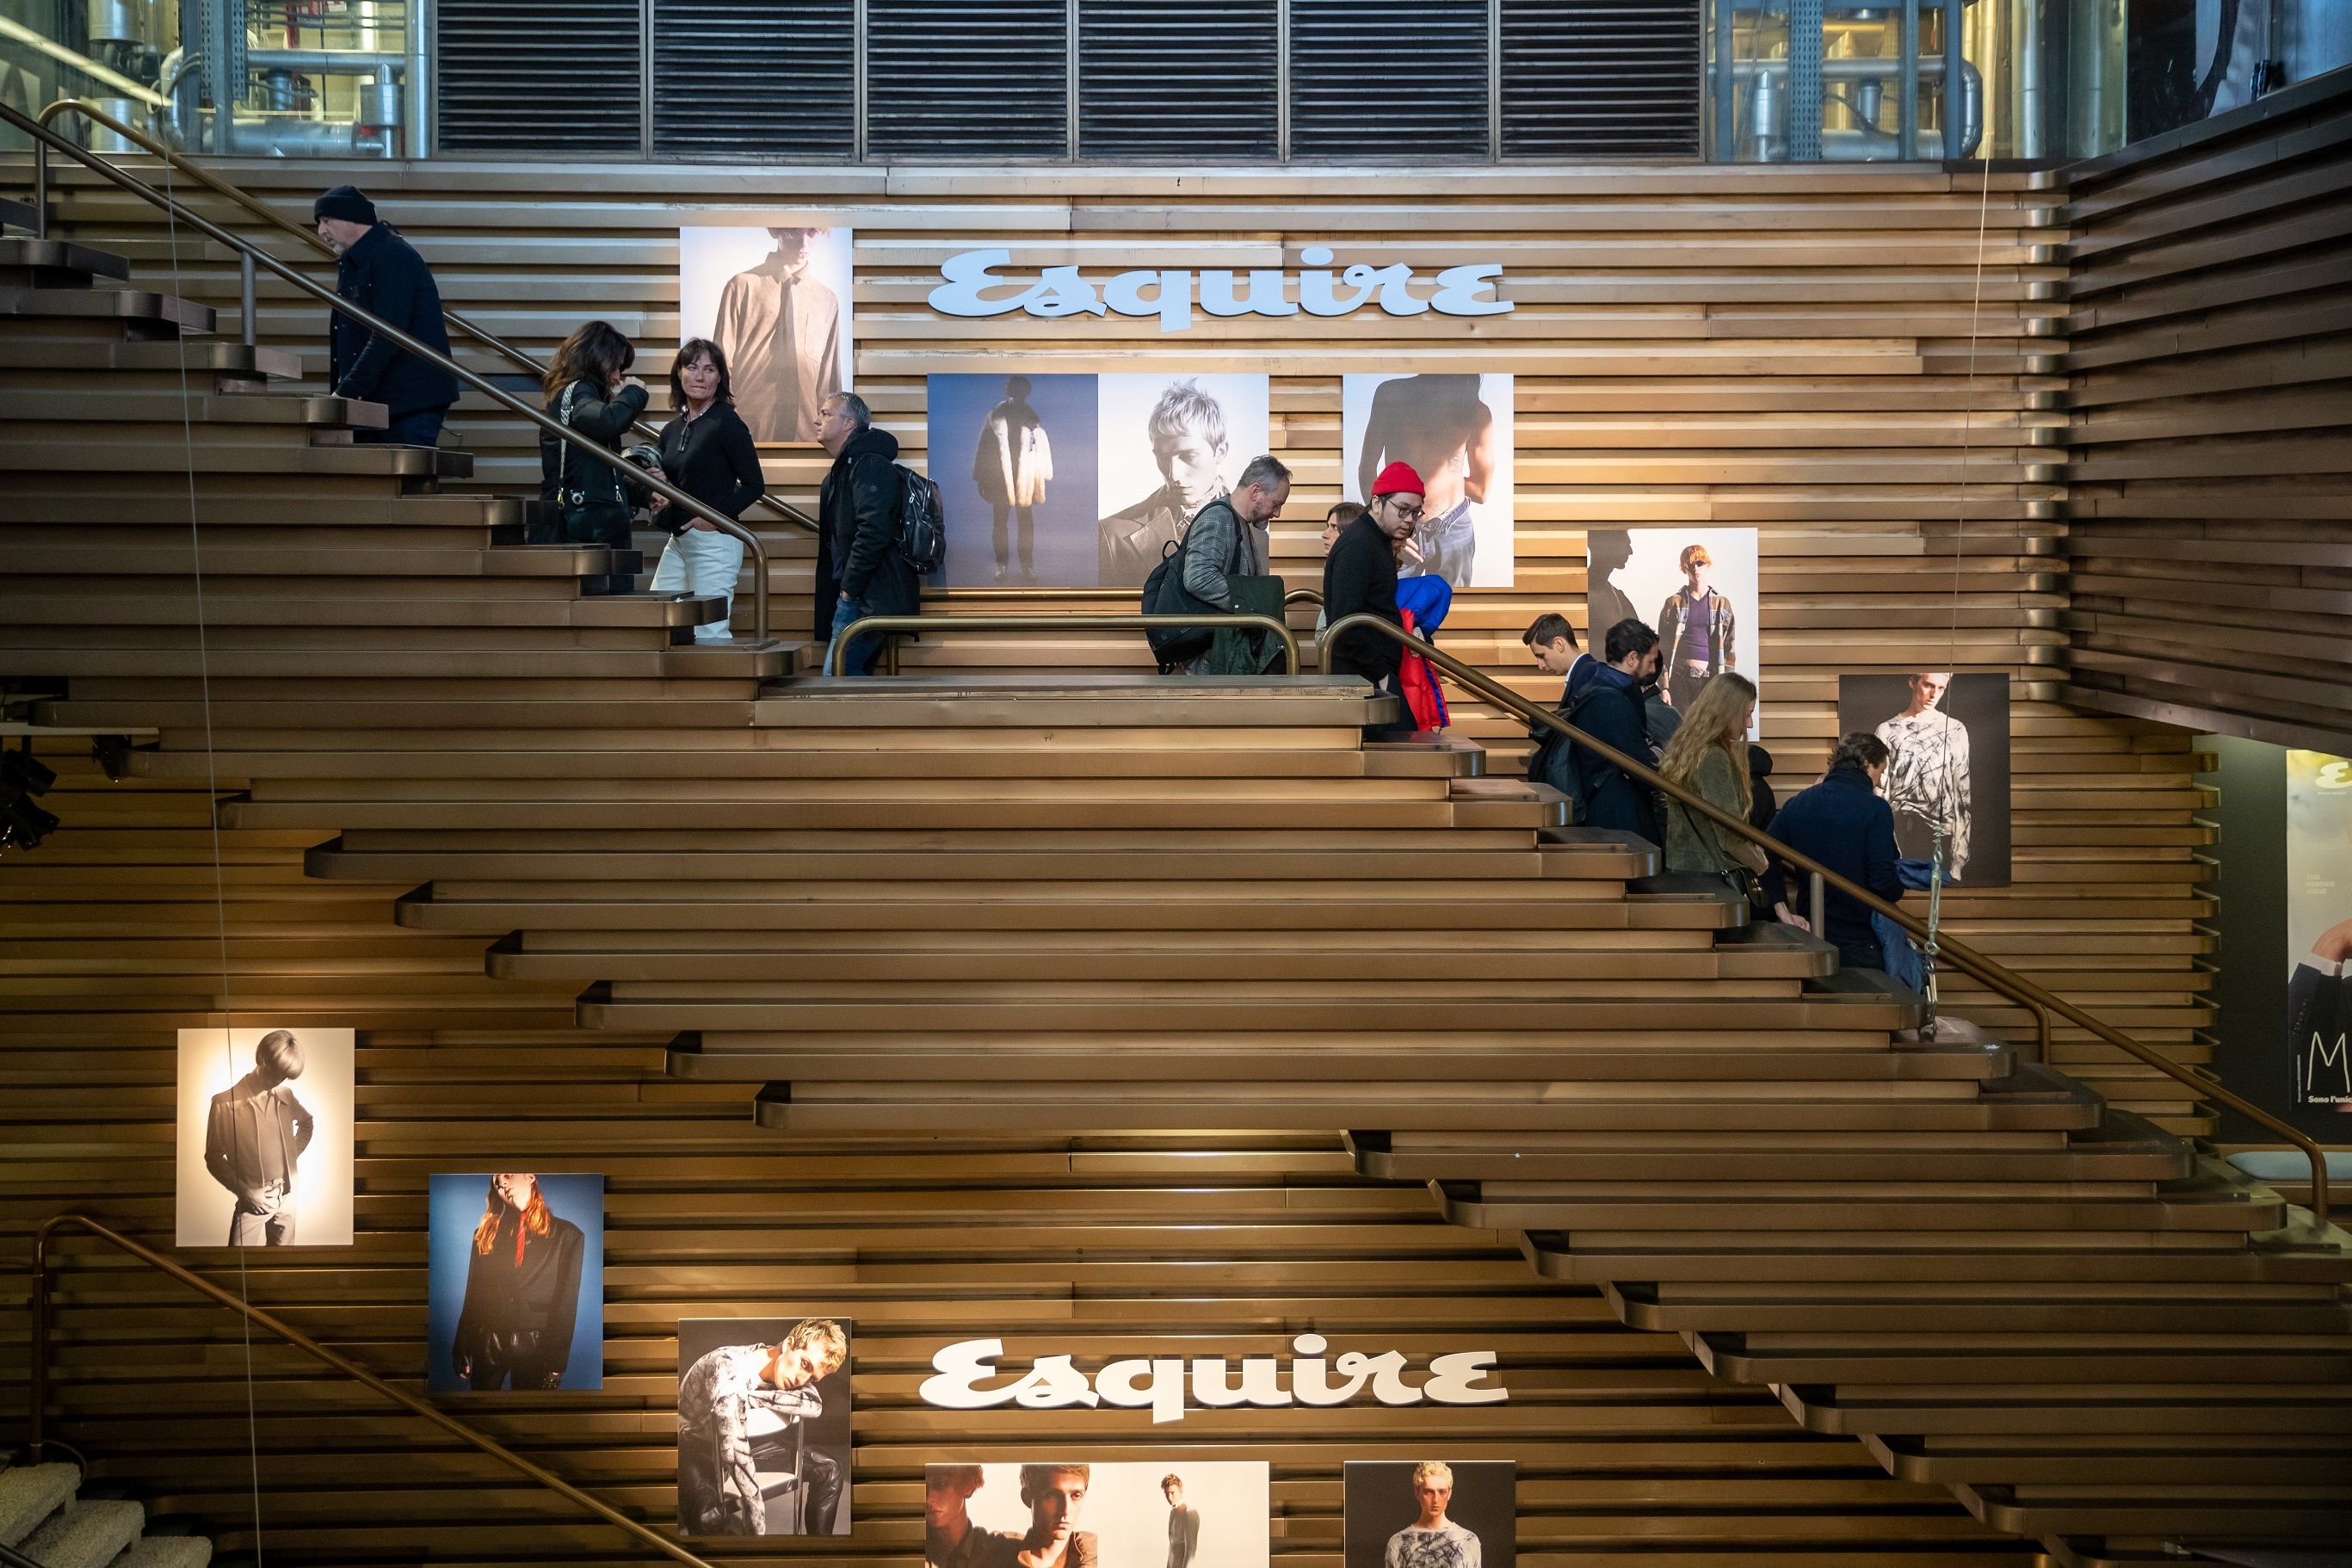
29 1214 55 1459
238 250 255 349
1808 871 1825 941
31 134 47 238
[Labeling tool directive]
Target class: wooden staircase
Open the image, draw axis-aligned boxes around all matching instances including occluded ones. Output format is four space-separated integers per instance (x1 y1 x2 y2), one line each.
4 225 2349 1567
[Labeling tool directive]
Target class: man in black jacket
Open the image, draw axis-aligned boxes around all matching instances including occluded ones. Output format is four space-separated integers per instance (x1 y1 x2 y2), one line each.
314 186 460 448
818 392 915 676
1324 460 1422 738
1569 619 1664 840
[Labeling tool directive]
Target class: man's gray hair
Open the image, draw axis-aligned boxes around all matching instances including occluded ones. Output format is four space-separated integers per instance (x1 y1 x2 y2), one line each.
1237 454 1290 492
825 391 872 429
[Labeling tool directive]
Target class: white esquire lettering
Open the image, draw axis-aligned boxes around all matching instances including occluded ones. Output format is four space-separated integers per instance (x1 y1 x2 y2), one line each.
917 1335 1508 1426
928 247 1512 334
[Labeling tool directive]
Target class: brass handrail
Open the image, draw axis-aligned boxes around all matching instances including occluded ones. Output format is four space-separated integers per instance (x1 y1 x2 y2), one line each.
1317 612 2333 1228
28 97 821 540
4 101 773 642
825 613 1300 676
29 1214 716 1568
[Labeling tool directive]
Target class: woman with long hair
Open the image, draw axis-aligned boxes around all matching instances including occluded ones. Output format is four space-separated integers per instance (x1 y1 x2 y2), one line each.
540 321 649 583
648 338 762 643
451 1171 586 1391
1657 672 1769 881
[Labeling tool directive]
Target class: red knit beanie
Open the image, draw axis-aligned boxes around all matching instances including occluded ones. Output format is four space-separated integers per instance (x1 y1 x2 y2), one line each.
1370 461 1424 497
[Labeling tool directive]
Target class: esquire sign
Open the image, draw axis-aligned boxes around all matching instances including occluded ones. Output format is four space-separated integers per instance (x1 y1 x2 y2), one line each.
918 1334 1508 1425
929 247 1513 333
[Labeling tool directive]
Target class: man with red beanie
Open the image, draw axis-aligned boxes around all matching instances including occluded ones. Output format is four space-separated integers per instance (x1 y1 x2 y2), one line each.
1323 460 1423 738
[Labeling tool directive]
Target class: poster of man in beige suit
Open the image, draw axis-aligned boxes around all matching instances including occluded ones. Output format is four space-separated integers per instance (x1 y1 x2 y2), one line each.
679 225 853 444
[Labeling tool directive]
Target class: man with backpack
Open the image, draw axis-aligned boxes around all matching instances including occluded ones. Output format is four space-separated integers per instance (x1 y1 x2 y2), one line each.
1143 454 1291 675
818 391 917 676
1563 618 1665 838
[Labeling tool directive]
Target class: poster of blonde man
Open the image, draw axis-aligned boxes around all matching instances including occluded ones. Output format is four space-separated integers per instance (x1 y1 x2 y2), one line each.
1343 1460 1515 1568
176 1026 354 1247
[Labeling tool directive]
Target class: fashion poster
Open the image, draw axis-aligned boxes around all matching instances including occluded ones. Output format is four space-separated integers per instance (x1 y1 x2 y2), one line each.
929 373 1102 588
1095 373 1272 589
1584 526 1760 738
1343 1460 1515 1568
676 1316 854 1536
1341 373 1514 590
1837 672 2011 888
927 1461 1270 1568
2286 750 2352 1108
676 225 854 444
174 1027 354 1248
427 1173 603 1392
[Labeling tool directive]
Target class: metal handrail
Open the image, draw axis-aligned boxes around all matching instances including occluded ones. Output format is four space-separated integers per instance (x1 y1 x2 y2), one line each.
29 1214 716 1568
27 97 821 540
3 101 773 642
824 613 1300 676
1318 612 2334 1229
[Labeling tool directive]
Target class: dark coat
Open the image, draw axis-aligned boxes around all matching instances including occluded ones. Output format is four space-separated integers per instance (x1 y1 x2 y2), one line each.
540 380 649 507
1568 663 1658 838
330 223 460 417
451 1206 586 1386
818 424 917 626
1762 762 1904 961
1322 514 1403 684
657 404 763 535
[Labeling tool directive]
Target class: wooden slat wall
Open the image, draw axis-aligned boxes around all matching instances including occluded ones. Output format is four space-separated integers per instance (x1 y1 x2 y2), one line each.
49 156 2216 1128
0 762 2037 1567
2059 71 2352 754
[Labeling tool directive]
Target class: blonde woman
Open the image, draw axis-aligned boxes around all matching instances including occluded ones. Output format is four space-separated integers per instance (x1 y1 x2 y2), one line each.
1658 673 1769 883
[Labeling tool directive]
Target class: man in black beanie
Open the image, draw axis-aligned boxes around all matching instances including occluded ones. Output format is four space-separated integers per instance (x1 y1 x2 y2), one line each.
314 184 459 448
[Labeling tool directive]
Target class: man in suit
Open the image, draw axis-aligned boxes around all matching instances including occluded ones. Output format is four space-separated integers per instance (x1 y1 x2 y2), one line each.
1164 1473 1200 1568
203 1029 315 1246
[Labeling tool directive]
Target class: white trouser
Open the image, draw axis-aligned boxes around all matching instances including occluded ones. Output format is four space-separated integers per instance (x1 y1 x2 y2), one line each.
651 526 746 643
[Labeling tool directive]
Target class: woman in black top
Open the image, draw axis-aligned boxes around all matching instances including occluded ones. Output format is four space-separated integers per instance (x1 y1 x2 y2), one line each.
451 1172 587 1391
648 338 763 643
540 320 648 581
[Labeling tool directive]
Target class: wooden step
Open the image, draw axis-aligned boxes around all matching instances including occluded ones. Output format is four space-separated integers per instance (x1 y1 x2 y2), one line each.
1779 1380 2352 1437
1867 1432 2352 1486
0 334 299 378
1692 1330 2352 1386
0 236 133 284
753 672 1389 727
1955 1481 2352 1541
0 284 212 330
1607 1279 2349 1336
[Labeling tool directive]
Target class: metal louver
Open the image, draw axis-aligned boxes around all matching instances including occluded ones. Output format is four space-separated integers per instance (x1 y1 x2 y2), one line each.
653 0 856 159
437 0 644 151
1498 0 1701 157
1078 0 1279 158
1288 0 1490 158
867 0 1070 158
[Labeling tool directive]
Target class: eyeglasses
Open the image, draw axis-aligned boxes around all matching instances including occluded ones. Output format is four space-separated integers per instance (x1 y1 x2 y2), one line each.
1380 499 1425 522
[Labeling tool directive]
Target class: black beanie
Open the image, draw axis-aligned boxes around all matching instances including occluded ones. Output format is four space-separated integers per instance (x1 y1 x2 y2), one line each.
313 185 376 225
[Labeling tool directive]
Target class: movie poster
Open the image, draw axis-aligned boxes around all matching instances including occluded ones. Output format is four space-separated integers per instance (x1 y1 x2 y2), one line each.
1583 525 1761 738
2286 750 2352 1108
929 373 1102 587
927 1462 1270 1568
1342 373 1515 590
175 1026 355 1248
1343 1460 1516 1568
676 1316 854 1536
1095 373 1273 588
427 1173 604 1392
1837 672 2012 888
677 225 855 444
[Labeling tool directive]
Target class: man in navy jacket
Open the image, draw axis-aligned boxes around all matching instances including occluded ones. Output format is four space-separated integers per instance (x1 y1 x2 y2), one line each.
1567 618 1664 839
1762 732 1904 973
314 186 460 448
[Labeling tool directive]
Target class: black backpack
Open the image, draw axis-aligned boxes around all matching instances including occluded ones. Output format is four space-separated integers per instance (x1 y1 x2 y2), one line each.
1140 503 1242 671
894 466 946 574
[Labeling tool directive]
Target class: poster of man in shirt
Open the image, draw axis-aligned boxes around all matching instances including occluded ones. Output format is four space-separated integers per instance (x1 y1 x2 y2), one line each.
2285 750 2352 1108
1585 527 1760 737
175 1026 354 1247
1838 671 2012 887
927 1461 1269 1568
678 225 853 444
1343 1460 1514 1568
1343 373 1513 590
676 1317 852 1536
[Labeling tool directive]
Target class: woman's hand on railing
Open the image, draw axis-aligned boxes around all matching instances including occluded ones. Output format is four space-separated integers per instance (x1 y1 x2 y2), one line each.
1774 902 1811 934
